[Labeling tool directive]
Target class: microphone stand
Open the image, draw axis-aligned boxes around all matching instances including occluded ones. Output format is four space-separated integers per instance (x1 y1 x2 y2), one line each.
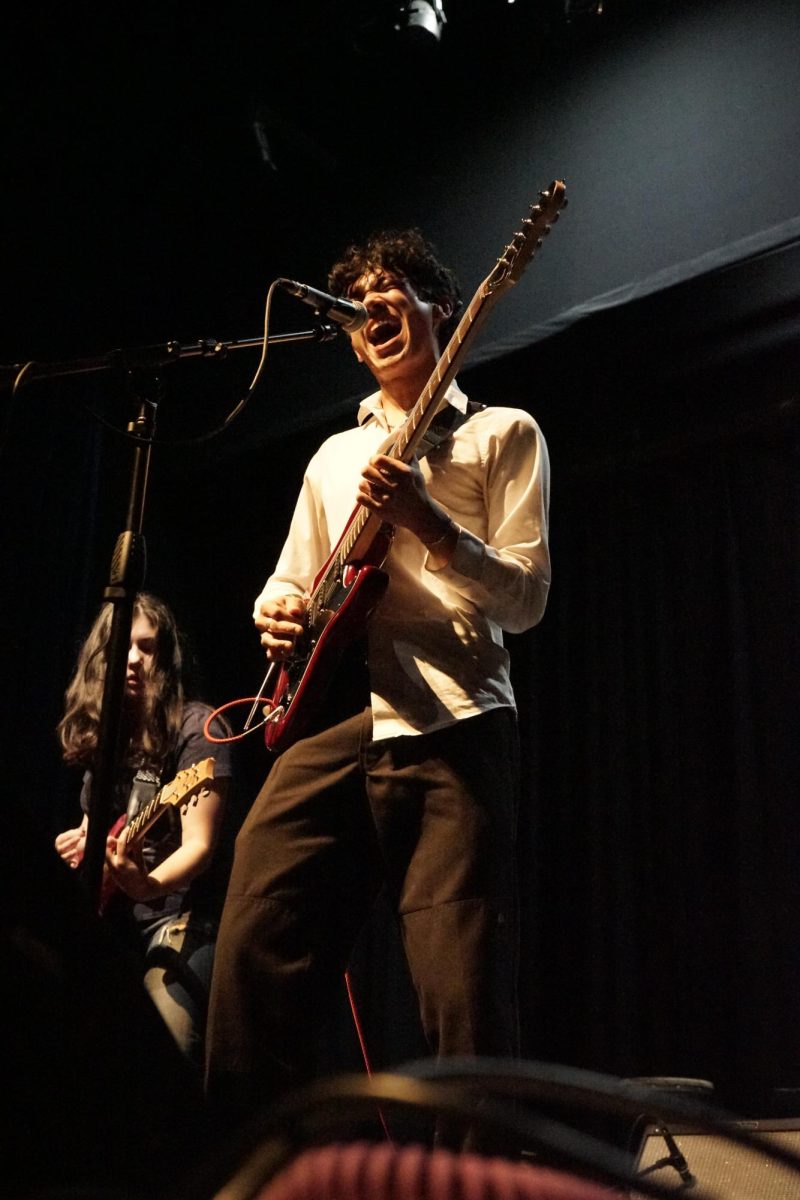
10 323 337 910
5 324 338 392
80 390 154 905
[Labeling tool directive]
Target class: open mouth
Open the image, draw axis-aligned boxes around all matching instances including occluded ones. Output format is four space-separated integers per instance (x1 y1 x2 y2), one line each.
367 317 401 346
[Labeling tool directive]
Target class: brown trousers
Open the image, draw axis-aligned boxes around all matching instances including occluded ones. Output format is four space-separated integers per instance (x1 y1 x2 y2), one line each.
204 705 521 1124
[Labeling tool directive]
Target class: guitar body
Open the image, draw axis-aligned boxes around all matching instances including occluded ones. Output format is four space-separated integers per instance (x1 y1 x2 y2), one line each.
98 813 127 914
264 560 389 754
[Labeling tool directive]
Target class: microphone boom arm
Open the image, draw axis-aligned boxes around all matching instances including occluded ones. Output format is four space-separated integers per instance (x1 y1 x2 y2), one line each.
5 324 339 395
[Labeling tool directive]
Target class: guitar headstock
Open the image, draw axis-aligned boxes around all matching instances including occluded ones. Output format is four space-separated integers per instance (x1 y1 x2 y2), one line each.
486 180 567 293
161 756 216 808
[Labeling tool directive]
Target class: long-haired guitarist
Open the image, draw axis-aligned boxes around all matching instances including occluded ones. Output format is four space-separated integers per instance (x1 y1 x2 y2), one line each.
54 592 238 1071
205 228 552 1141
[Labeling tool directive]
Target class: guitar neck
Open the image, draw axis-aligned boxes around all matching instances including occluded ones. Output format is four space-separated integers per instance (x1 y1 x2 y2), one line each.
326 280 500 576
314 182 566 590
122 757 216 849
391 283 497 463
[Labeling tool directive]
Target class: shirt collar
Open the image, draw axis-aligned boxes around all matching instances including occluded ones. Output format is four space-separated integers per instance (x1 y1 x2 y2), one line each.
357 380 468 431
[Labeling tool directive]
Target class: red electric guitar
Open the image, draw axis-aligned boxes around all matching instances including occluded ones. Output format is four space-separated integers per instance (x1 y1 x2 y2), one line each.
82 757 216 913
262 182 567 754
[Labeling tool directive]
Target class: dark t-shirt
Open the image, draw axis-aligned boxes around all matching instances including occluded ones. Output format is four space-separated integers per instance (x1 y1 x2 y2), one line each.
81 702 238 938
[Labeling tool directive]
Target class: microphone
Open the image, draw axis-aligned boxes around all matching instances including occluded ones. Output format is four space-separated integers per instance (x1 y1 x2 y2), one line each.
278 278 368 332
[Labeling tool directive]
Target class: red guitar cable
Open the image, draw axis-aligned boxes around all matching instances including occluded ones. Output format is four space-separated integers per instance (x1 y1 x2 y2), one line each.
202 696 277 743
344 969 393 1144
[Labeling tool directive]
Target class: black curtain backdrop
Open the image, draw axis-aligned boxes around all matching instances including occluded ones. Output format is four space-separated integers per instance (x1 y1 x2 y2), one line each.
471 248 800 1114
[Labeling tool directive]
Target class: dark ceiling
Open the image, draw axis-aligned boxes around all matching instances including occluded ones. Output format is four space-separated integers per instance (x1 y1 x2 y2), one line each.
7 0 787 460
2 0 656 360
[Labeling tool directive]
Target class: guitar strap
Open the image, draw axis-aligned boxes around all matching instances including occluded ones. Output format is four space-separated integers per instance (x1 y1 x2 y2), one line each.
126 769 160 822
414 398 487 461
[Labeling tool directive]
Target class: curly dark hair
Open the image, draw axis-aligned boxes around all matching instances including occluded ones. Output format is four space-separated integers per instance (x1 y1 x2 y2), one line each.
328 227 462 344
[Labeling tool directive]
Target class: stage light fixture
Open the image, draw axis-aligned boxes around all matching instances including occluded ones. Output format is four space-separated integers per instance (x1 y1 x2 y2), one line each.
564 0 604 16
394 0 447 45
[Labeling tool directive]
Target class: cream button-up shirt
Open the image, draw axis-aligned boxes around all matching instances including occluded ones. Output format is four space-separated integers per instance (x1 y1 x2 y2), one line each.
254 383 551 742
